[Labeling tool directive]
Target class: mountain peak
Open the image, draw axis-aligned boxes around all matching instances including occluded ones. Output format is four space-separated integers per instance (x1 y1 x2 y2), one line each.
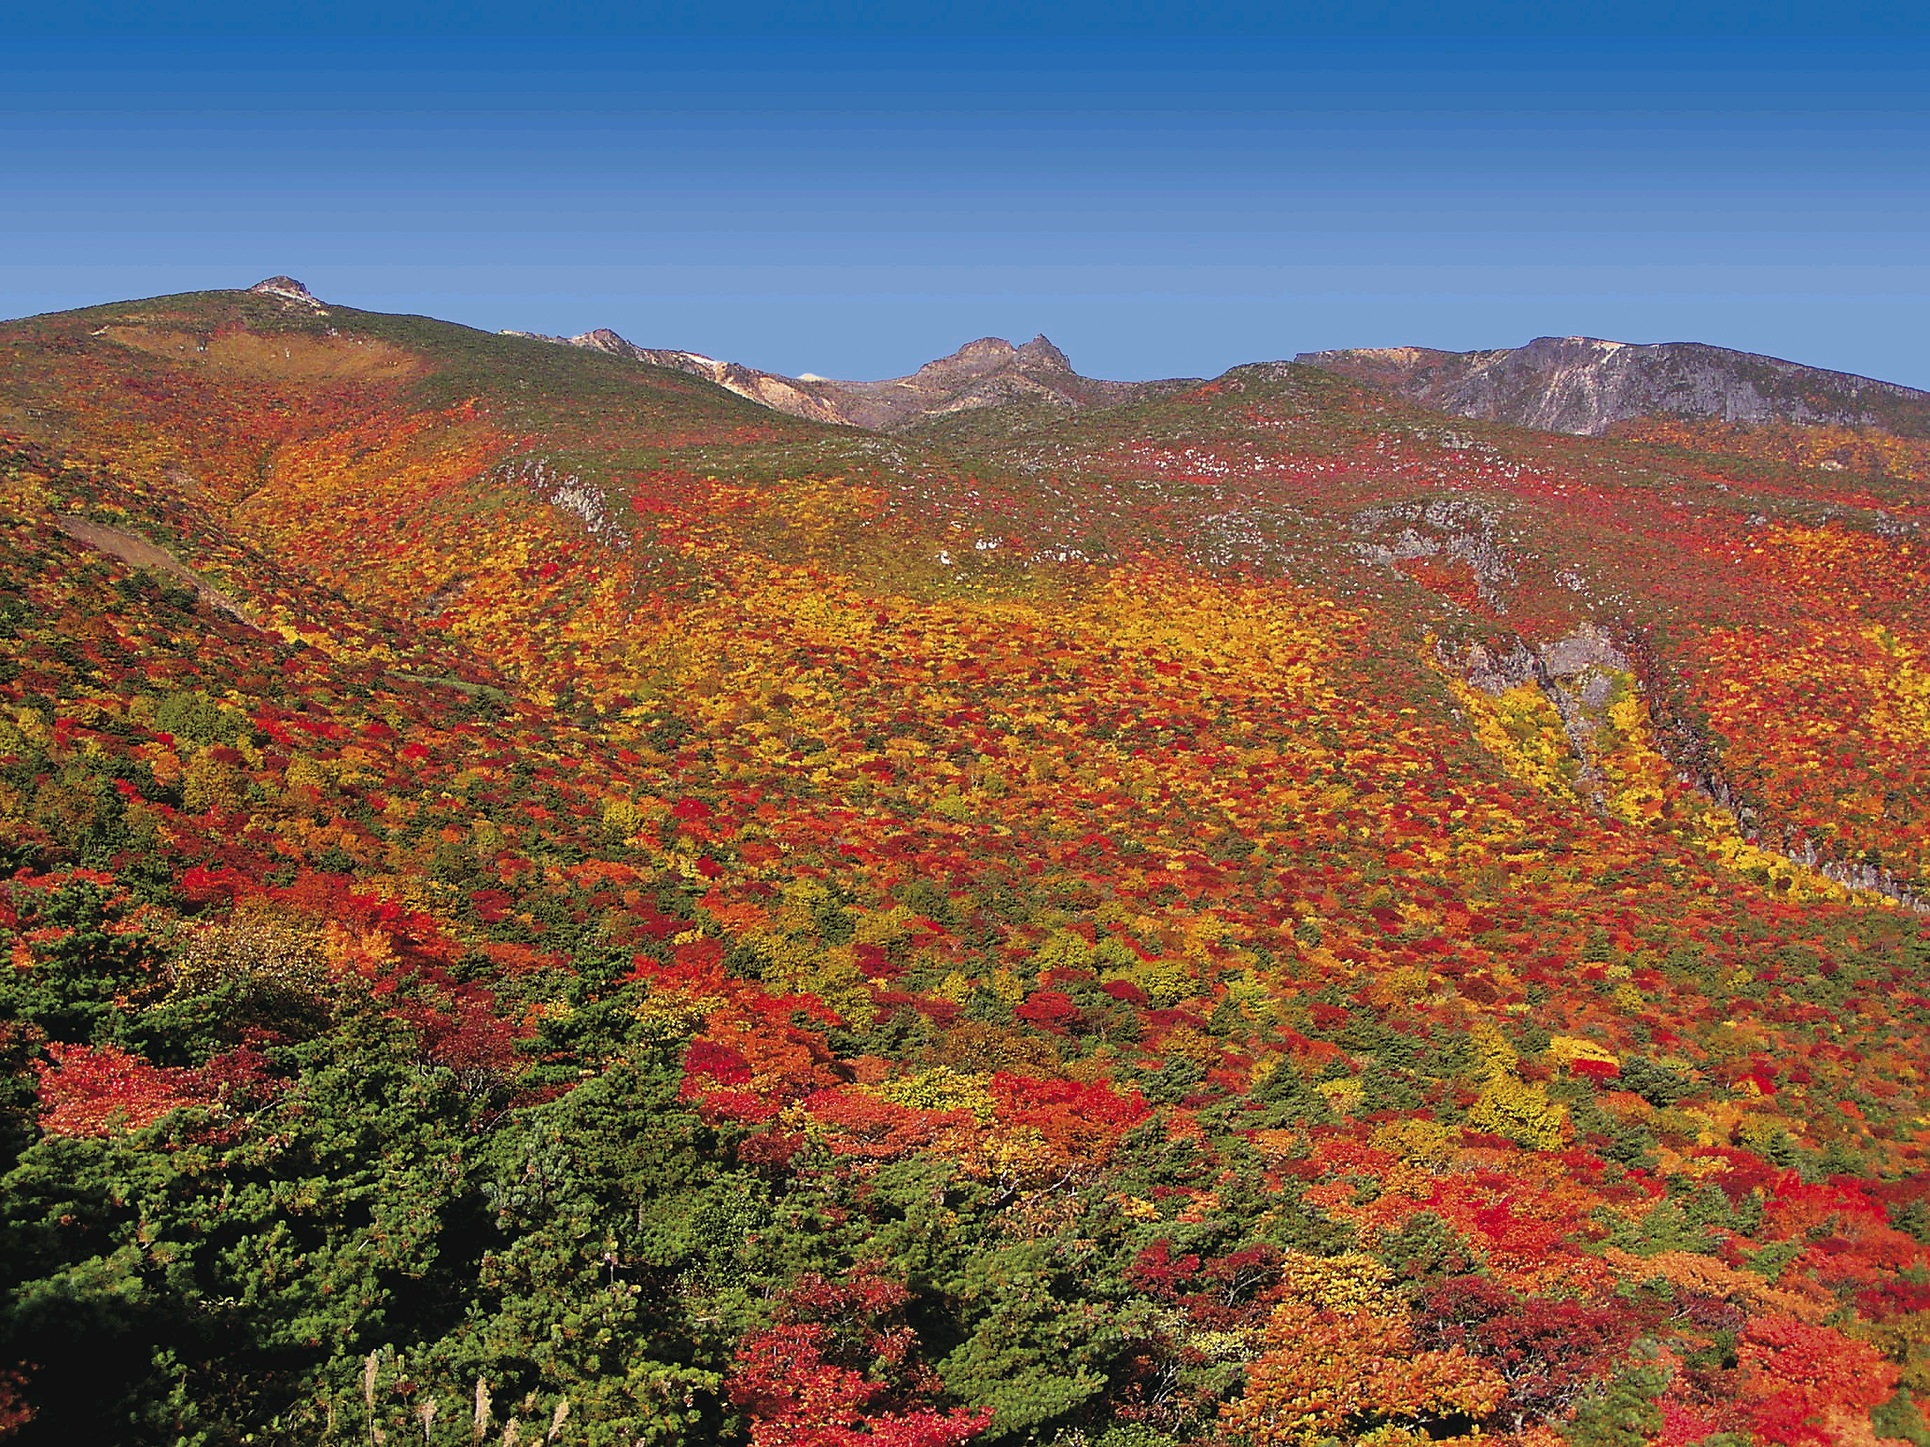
568 328 648 356
246 276 324 310
918 337 1022 373
1015 334 1073 371
919 335 1072 376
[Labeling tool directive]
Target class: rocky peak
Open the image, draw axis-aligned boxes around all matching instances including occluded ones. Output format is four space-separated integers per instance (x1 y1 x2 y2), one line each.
1014 335 1073 372
568 328 635 356
913 336 1074 381
943 337 1019 361
247 276 325 311
910 337 1026 382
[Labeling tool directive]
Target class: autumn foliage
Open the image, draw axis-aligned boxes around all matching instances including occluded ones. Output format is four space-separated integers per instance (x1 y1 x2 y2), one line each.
0 287 1923 1445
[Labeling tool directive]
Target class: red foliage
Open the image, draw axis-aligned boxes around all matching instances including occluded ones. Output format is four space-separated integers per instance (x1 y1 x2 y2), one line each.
1737 1314 1899 1445
684 1039 754 1087
804 1089 954 1160
398 995 520 1082
726 1272 990 1447
36 1043 214 1137
0 1367 30 1439
1417 1275 1639 1415
1657 1402 1723 1447
989 1073 1147 1162
1013 989 1081 1034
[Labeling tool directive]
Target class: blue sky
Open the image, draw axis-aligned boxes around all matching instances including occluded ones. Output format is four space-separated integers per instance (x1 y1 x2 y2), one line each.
4 3 1928 385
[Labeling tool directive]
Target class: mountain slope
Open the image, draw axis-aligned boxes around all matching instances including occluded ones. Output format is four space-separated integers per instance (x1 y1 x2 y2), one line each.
0 281 1926 1447
912 358 1930 898
1298 335 1930 438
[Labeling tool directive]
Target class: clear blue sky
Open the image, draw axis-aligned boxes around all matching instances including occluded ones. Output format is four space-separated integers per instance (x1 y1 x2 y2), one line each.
4 2 1928 385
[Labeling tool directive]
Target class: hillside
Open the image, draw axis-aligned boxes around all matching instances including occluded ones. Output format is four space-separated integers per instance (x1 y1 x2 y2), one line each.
0 281 1926 1447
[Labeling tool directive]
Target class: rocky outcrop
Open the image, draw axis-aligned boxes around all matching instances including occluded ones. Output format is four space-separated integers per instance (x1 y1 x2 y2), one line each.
502 328 1190 432
1352 497 1518 613
1297 336 1930 438
1449 624 1927 911
246 276 326 312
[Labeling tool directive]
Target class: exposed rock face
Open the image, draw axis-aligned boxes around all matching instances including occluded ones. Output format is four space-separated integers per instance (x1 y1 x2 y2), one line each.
1448 623 1929 912
503 328 1189 431
246 276 326 312
1297 336 1930 437
551 330 856 426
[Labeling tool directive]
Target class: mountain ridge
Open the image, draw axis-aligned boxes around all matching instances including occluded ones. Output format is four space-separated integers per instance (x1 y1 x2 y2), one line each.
1297 334 1930 438
223 275 1930 444
503 323 1199 431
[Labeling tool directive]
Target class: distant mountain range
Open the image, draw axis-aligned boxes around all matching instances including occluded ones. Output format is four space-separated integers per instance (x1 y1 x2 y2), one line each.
501 313 1930 444
1295 336 1930 438
504 326 1196 431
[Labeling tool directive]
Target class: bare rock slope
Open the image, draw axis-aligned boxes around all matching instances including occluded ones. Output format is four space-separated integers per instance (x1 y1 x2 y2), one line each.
1297 336 1930 437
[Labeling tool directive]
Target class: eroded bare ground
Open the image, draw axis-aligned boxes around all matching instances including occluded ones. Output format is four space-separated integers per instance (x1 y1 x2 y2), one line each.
51 514 247 619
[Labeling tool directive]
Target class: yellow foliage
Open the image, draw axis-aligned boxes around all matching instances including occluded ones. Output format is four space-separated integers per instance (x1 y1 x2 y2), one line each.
1547 1034 1619 1071
749 934 876 1029
873 1066 996 1121
1454 681 1577 798
1355 1428 1429 1447
934 971 974 1004
1737 1113 1805 1156
1869 624 1930 740
634 989 721 1046
171 912 328 999
950 1124 1062 1191
1370 1118 1453 1165
1277 1250 1393 1313
600 796 646 839
1316 1077 1365 1115
1692 804 1870 904
1104 953 1193 1006
1467 1074 1567 1151
284 753 331 796
1368 966 1431 1005
1599 678 1670 825
1031 930 1095 973
853 905 915 945
180 746 247 815
1108 1192 1163 1222
931 791 974 821
1162 1025 1222 1067
1468 1018 1518 1080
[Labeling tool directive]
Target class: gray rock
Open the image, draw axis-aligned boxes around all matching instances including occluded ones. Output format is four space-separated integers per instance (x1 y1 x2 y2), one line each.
1296 336 1930 438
